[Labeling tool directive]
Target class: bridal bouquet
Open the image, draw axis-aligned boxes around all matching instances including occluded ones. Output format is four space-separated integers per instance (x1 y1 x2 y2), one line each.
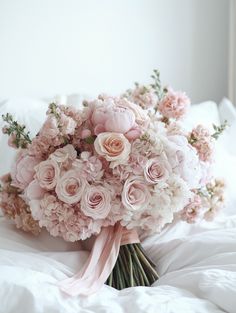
0 70 225 296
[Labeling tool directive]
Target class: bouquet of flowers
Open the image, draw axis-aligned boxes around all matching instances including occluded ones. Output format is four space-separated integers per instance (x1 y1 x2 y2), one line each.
0 70 226 296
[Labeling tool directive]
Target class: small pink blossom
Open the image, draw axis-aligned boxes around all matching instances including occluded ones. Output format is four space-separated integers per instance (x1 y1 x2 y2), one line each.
130 85 158 109
60 113 77 135
190 125 214 162
180 194 202 223
40 116 59 139
81 129 92 139
72 152 104 182
158 89 190 119
8 134 18 148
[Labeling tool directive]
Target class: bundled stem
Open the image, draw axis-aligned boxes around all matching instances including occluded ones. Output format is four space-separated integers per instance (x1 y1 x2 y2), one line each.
106 243 159 290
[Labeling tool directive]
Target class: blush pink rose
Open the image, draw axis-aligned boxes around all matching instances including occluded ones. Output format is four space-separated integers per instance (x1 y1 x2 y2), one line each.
122 176 151 211
144 158 170 184
25 179 46 200
35 159 60 190
158 89 190 119
55 170 87 204
94 132 131 168
11 151 41 189
81 185 111 219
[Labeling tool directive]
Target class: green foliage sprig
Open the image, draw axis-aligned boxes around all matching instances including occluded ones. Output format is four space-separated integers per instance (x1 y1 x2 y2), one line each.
150 69 168 101
212 121 227 140
2 113 31 148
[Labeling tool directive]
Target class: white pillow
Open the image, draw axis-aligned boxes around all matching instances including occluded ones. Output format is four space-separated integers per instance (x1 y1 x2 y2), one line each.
0 98 49 176
219 98 236 125
184 101 221 131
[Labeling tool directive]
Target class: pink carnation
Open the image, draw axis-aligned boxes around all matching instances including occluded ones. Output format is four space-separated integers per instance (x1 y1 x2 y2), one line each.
158 89 190 119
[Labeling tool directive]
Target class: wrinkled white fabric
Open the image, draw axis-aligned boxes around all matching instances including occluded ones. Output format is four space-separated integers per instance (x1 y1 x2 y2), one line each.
0 214 235 313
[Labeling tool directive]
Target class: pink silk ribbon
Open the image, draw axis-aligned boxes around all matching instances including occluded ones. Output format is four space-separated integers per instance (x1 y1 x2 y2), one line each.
58 224 140 296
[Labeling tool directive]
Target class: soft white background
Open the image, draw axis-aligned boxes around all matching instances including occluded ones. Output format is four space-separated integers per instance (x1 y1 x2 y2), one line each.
0 0 230 103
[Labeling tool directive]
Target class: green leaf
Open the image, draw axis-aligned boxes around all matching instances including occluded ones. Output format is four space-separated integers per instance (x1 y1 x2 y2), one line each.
84 136 95 144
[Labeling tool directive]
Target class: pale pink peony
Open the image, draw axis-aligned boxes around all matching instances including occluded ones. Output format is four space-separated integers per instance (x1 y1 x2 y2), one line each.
158 89 190 119
92 103 135 134
81 185 111 219
94 132 131 168
117 98 148 126
122 176 151 211
11 151 41 189
35 159 60 190
144 158 170 184
55 170 87 204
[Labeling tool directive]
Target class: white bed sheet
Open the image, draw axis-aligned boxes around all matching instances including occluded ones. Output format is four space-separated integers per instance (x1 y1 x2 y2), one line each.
0 214 236 313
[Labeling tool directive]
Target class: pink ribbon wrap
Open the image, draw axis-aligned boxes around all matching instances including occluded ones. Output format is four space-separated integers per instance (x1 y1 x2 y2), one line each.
58 224 140 296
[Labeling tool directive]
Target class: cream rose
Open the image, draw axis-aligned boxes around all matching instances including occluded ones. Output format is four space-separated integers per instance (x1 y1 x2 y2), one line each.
94 132 131 168
122 176 151 211
35 159 60 190
55 170 87 204
81 185 111 219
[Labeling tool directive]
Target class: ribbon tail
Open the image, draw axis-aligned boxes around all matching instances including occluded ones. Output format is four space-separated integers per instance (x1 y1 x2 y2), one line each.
59 224 123 296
